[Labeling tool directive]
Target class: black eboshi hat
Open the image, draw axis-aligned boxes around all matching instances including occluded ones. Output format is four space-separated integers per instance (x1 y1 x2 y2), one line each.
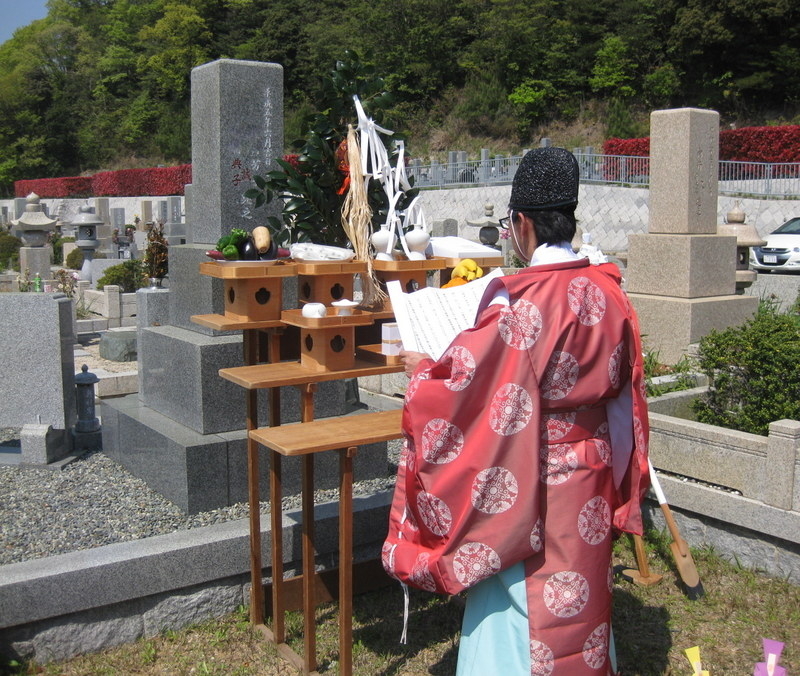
508 147 580 212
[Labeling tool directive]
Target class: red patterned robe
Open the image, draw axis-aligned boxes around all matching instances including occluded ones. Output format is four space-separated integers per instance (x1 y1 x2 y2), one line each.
383 258 650 674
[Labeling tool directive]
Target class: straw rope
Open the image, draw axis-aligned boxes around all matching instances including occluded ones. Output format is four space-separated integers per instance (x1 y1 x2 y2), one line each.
341 124 386 307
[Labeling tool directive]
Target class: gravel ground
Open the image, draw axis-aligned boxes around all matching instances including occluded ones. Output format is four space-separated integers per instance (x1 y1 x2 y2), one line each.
0 425 400 566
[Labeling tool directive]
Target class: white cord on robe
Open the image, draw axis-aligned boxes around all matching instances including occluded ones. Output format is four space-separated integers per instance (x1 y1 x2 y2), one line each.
400 582 410 644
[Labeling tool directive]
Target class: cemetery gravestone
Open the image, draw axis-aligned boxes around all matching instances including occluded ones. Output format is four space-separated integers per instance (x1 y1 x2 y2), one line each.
103 59 376 514
626 108 759 363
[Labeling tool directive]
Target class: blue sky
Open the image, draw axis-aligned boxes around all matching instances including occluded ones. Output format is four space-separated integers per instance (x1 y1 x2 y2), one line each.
0 0 50 45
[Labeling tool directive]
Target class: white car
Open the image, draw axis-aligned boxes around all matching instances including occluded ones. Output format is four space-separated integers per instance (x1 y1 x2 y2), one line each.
750 217 800 272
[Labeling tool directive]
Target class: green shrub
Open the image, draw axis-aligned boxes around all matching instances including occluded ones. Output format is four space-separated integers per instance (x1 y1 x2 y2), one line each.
65 247 84 270
95 260 147 293
0 232 22 271
691 302 800 435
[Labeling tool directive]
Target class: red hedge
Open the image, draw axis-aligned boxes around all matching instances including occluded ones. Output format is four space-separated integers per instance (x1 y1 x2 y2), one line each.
15 176 93 198
15 164 192 198
603 125 800 162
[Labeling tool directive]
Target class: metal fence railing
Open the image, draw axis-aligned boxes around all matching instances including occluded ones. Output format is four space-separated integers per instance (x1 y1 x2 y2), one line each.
407 152 800 198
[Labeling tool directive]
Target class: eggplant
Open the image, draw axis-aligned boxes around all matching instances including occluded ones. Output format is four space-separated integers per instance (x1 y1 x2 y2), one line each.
239 236 258 260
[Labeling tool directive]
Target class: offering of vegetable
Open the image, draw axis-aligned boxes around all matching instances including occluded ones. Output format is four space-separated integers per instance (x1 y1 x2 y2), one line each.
252 225 278 259
216 228 250 260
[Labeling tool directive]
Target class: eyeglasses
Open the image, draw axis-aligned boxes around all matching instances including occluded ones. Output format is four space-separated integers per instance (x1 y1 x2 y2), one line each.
499 210 513 230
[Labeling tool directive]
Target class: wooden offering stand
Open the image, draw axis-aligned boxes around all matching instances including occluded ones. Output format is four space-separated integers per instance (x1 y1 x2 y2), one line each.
295 259 366 306
197 260 298 323
204 257 407 675
281 308 375 372
372 256 447 302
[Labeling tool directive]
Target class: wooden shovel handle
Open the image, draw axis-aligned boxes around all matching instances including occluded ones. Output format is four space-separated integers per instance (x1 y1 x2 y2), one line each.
660 502 690 558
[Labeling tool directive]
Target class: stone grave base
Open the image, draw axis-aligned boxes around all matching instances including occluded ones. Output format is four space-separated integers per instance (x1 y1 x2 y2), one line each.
100 394 389 514
629 293 759 364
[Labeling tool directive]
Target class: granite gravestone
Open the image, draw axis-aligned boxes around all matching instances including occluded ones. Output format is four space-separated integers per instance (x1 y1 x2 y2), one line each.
626 108 759 363
0 294 76 463
103 59 376 514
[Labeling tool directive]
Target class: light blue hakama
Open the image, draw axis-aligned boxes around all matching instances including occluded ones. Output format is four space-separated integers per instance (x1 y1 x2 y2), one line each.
456 562 617 675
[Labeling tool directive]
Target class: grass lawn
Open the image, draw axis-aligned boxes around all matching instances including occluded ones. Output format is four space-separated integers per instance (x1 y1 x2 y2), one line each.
4 531 797 675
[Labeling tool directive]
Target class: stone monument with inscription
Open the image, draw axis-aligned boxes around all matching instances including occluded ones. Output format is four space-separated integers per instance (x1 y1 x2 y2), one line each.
625 108 759 363
101 59 377 513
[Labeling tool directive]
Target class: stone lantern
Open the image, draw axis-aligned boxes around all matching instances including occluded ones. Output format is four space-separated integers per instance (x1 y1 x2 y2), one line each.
70 205 102 283
467 203 501 249
12 193 56 283
717 202 765 293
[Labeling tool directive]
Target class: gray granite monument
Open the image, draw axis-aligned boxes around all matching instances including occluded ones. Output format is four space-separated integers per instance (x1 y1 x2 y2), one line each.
0 293 76 464
101 59 379 513
626 108 759 363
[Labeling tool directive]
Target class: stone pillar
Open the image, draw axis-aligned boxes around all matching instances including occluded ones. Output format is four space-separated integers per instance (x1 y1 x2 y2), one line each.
764 419 800 511
625 108 759 363
189 59 283 246
140 200 153 226
94 197 113 254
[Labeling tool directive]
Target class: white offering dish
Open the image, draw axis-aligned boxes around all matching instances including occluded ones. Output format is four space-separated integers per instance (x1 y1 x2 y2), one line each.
331 299 359 316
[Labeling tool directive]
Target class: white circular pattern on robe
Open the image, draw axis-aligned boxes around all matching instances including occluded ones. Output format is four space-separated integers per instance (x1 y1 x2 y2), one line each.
539 443 579 485
543 571 590 618
410 553 437 592
540 411 576 442
405 367 431 403
541 351 579 400
498 299 543 350
583 623 609 669
608 341 624 389
578 496 612 545
489 383 534 436
530 517 544 553
443 345 476 391
421 418 464 464
593 422 612 466
453 542 502 587
471 467 519 514
530 640 555 676
568 277 607 326
416 491 452 536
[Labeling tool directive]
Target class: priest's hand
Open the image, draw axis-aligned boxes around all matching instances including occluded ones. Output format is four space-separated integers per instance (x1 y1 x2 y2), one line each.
399 350 431 378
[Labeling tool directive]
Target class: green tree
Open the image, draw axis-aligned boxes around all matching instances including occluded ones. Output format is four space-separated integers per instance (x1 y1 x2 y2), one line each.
137 3 212 99
590 35 636 98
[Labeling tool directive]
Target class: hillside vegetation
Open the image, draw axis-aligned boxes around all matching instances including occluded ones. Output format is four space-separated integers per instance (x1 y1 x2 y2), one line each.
1 0 798 195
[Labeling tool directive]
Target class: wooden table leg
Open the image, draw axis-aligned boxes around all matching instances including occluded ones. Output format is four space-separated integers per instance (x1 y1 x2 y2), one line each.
339 445 357 676
302 452 316 673
243 330 265 626
300 382 318 673
266 328 283 428
270 449 284 642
